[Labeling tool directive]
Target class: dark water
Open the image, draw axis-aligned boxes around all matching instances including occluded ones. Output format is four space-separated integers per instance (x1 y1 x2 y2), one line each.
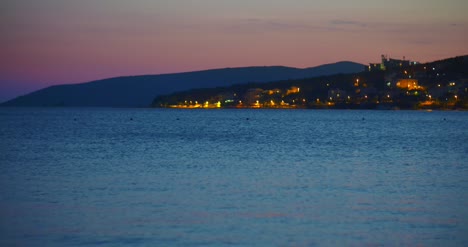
1 108 467 246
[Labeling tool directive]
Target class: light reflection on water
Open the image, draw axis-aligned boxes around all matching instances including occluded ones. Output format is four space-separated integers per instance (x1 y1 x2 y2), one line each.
0 108 467 246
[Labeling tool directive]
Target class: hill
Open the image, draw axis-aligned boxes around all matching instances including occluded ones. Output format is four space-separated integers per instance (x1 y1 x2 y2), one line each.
1 61 364 107
152 55 468 110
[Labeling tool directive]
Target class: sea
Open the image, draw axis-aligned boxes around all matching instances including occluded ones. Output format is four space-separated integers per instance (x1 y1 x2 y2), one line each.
0 108 467 246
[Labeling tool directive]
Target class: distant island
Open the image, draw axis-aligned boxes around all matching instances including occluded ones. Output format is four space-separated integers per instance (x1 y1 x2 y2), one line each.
152 55 468 110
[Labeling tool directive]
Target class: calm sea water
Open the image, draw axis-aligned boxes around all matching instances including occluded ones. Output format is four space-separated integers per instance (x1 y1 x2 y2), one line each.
1 108 467 246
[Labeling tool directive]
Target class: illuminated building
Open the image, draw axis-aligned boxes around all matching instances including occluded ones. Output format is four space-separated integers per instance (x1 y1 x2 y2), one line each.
286 86 300 95
396 79 424 90
367 55 418 72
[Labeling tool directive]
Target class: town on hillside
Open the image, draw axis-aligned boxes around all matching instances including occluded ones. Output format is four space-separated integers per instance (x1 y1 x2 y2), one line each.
152 55 468 110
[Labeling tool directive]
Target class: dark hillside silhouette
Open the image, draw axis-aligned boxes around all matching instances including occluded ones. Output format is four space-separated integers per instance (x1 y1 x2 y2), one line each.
1 62 364 107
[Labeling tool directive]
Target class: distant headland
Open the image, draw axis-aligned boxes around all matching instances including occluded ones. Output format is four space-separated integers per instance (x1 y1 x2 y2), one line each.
2 55 467 110
152 55 468 110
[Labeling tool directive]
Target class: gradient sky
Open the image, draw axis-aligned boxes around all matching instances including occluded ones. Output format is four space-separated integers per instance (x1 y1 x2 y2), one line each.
1 0 467 102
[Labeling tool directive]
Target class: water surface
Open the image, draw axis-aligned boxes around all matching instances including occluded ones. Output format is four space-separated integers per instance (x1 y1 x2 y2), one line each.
1 108 467 246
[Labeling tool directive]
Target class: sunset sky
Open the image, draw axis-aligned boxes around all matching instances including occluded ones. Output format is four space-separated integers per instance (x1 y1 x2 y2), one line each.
1 0 467 102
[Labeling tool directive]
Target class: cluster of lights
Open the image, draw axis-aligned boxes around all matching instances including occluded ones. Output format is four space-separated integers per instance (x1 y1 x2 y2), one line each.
171 71 464 109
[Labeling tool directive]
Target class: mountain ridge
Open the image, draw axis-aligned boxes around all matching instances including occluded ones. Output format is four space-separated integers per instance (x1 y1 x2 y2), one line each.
1 61 364 107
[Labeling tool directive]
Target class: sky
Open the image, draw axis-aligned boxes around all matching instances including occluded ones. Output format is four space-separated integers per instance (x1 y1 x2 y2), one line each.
1 0 468 102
